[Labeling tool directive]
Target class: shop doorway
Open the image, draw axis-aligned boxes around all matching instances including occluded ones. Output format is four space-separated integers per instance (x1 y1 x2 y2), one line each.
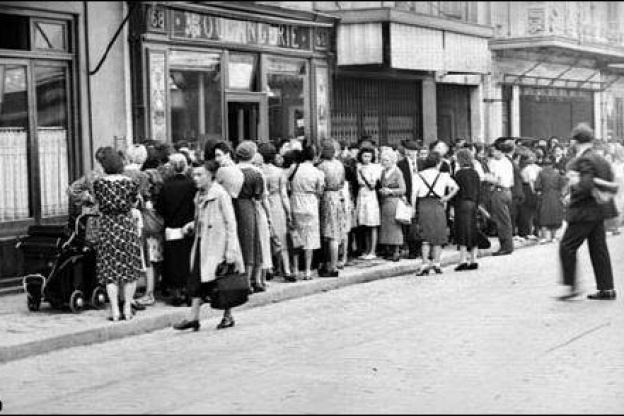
227 101 259 148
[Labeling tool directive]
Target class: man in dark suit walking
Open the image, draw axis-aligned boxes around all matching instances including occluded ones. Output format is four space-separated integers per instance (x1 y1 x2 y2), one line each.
558 123 618 300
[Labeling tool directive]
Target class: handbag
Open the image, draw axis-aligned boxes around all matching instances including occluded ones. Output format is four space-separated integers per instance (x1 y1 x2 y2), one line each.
395 198 412 225
142 208 164 235
210 262 250 310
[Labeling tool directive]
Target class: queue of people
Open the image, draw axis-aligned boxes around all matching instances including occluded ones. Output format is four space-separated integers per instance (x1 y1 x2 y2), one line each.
67 128 622 329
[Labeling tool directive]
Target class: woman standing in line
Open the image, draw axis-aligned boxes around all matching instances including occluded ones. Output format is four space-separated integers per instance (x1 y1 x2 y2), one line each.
93 147 142 321
156 153 196 305
412 151 459 275
535 154 566 243
258 142 296 282
452 149 482 271
316 139 346 277
289 142 325 280
173 160 245 331
355 146 382 260
232 141 272 293
377 147 406 262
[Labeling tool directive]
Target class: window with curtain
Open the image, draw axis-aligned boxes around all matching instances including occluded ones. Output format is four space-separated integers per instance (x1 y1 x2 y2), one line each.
35 65 69 218
0 64 30 222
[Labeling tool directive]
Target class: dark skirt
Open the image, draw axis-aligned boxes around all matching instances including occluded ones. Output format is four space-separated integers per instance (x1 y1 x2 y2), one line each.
163 238 193 290
233 198 262 267
187 239 216 299
417 197 448 246
454 200 478 248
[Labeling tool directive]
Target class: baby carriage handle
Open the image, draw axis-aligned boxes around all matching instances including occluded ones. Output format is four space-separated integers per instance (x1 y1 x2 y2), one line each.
64 212 100 249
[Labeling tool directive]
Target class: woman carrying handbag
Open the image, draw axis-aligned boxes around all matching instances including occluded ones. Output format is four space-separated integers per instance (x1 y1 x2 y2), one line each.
173 160 245 331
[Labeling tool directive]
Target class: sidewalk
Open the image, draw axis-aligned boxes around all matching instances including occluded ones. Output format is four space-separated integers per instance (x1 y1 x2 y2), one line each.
0 238 539 364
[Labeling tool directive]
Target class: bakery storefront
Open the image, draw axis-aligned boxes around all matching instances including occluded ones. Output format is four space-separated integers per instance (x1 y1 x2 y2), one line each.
130 3 336 152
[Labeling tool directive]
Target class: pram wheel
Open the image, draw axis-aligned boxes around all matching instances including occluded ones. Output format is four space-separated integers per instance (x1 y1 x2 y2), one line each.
90 286 107 309
69 290 85 313
27 293 41 312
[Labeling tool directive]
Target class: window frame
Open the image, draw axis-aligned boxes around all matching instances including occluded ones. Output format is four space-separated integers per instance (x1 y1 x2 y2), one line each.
0 11 76 236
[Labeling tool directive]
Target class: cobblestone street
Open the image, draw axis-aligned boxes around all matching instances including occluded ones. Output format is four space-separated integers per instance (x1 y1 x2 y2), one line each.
1 236 623 414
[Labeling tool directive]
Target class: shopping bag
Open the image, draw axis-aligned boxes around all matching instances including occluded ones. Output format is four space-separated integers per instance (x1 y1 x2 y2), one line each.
210 262 249 310
395 198 412 225
142 208 164 235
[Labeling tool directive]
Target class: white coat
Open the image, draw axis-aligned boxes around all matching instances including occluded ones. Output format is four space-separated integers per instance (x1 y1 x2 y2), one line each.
189 182 244 283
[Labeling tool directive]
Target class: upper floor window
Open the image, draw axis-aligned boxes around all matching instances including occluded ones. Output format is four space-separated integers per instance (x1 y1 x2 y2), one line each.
395 1 478 24
0 13 69 53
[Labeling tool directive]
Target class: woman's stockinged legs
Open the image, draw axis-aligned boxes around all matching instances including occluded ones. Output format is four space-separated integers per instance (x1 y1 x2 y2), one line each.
189 297 202 321
370 227 378 256
123 281 136 319
432 245 442 266
459 246 468 264
106 283 120 318
329 240 339 272
304 249 313 278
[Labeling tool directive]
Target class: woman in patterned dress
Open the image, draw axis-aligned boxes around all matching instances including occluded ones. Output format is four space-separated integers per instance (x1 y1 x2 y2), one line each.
289 143 324 280
355 147 382 260
316 139 346 277
258 142 296 282
93 147 142 322
377 147 406 262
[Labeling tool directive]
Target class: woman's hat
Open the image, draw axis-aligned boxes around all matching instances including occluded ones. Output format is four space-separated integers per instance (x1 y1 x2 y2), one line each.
235 140 257 162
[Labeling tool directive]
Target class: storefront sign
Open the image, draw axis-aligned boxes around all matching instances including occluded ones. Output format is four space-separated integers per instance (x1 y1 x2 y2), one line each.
171 10 311 50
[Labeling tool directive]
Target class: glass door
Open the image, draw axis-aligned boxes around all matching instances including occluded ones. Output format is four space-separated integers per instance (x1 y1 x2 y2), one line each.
225 92 267 148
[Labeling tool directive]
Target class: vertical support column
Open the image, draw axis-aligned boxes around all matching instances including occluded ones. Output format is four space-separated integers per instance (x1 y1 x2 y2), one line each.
483 74 503 143
122 1 133 147
422 76 437 146
470 83 484 143
511 84 521 137
594 89 604 138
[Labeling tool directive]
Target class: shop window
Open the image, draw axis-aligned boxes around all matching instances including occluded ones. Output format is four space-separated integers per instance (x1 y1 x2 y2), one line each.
35 65 69 218
0 14 30 50
266 57 307 142
33 20 68 52
169 51 222 148
0 65 30 222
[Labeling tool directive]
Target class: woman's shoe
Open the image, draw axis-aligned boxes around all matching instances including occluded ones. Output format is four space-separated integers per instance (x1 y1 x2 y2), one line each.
432 266 443 274
107 314 121 322
216 317 235 330
283 274 297 283
173 319 200 331
415 267 430 276
455 263 469 271
392 252 401 262
466 262 479 270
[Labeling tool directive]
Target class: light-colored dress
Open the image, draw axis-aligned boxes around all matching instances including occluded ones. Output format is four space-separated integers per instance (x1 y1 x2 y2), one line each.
317 159 347 241
356 163 382 227
290 161 324 250
262 163 289 251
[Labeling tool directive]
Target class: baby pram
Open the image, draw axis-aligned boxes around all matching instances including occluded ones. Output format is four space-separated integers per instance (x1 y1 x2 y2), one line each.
18 213 106 313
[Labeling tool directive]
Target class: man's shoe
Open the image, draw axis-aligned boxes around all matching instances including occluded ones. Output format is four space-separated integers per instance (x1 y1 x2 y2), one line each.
557 287 581 301
587 290 617 300
466 262 479 270
454 263 469 271
492 250 512 256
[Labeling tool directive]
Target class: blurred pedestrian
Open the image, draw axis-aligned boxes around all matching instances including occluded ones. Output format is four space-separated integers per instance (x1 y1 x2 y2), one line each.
558 124 617 300
453 149 481 271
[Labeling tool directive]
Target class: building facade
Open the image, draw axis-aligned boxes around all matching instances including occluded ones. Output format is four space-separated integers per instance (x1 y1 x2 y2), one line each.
0 1 132 291
488 1 624 142
128 1 337 154
313 1 493 147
